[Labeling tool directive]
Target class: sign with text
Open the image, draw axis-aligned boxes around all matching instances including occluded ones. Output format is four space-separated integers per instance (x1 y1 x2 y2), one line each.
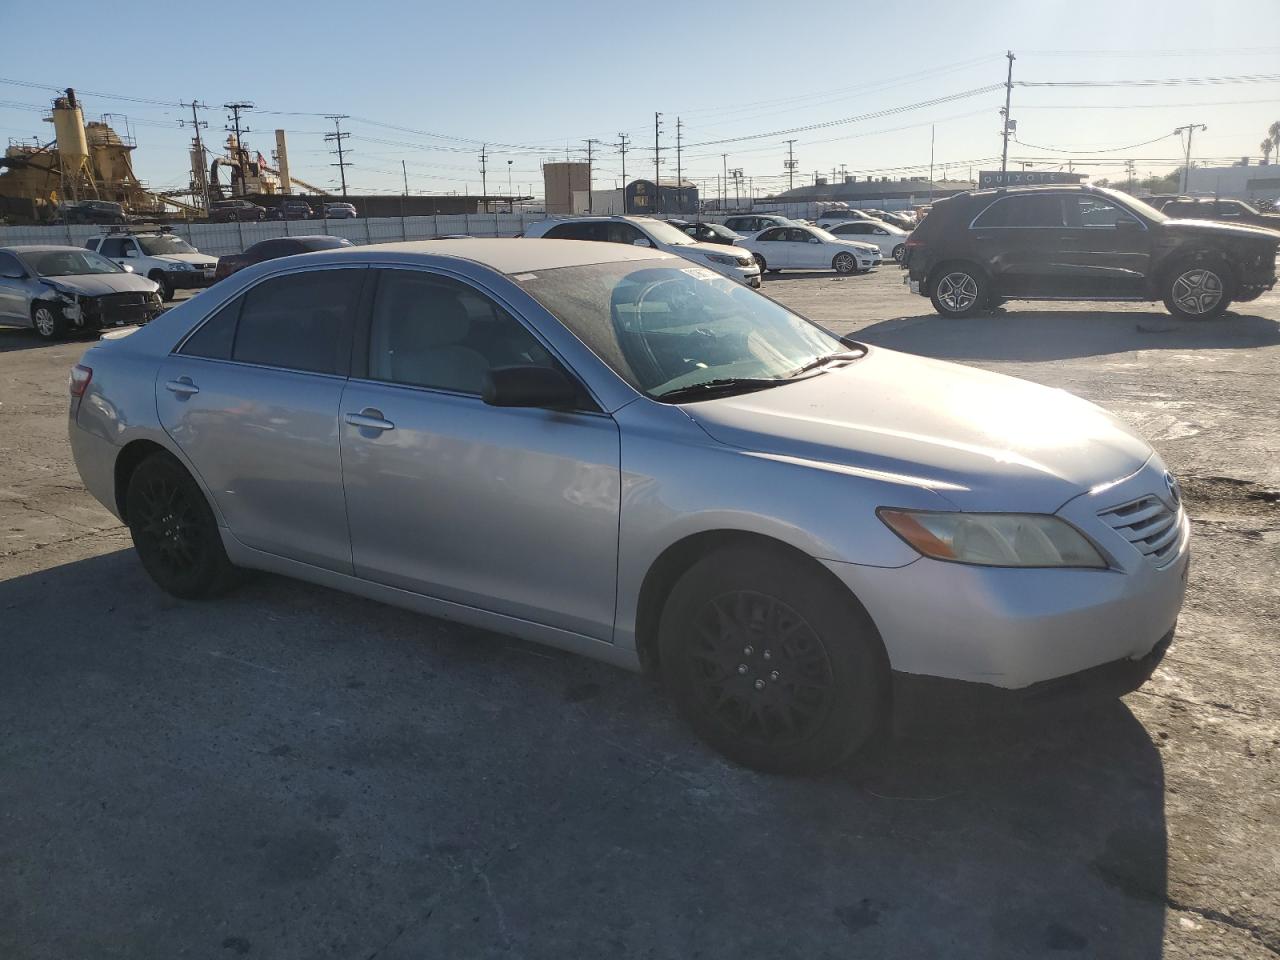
978 170 1087 188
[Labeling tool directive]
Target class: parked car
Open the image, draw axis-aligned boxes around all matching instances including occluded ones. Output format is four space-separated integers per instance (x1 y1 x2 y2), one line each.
721 214 795 237
865 209 917 231
54 199 126 225
903 185 1280 320
68 238 1189 774
825 219 911 262
0 244 162 339
737 224 882 275
212 235 355 281
269 199 314 221
84 229 218 301
1144 196 1280 231
665 219 742 246
814 209 878 229
209 199 268 223
523 216 761 286
323 202 359 219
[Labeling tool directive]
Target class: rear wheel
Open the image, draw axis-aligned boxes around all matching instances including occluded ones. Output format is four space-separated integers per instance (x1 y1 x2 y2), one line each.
659 544 887 775
1163 260 1232 320
31 303 67 340
929 265 987 318
125 451 239 600
833 252 857 275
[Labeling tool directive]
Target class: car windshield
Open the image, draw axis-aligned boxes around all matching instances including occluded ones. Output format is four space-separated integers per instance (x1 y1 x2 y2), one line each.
26 249 123 276
809 227 839 242
518 260 845 400
704 223 738 238
138 235 197 255
1098 187 1168 223
638 219 696 246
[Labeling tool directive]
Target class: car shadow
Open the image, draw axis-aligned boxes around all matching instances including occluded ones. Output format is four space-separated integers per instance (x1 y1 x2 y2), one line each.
849 306 1280 362
0 326 102 353
762 269 882 282
0 549 1168 958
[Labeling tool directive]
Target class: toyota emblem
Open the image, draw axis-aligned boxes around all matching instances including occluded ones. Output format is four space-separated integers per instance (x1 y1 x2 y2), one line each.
1164 471 1182 507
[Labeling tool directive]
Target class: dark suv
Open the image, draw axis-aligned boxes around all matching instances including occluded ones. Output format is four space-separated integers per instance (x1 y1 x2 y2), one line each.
209 199 267 222
1145 196 1280 231
903 185 1279 320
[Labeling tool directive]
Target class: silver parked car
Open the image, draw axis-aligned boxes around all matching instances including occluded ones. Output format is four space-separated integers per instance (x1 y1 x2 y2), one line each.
0 245 163 339
67 239 1188 773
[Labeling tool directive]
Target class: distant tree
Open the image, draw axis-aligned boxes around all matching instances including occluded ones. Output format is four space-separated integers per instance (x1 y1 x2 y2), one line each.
1262 139 1274 166
1269 121 1280 164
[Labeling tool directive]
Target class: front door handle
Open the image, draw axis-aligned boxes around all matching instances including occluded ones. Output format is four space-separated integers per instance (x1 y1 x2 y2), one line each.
344 408 395 432
164 377 199 397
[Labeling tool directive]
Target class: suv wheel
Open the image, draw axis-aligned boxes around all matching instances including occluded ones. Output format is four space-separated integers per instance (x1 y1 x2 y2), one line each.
149 272 172 302
929 265 987 318
659 544 888 775
1163 261 1232 320
31 303 67 340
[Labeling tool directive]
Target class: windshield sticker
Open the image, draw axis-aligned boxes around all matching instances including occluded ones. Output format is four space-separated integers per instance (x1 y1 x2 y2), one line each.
513 273 538 282
681 267 719 281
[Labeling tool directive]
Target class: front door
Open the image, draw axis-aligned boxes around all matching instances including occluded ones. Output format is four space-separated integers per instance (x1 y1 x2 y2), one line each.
788 228 828 269
1055 194 1151 298
753 228 791 267
339 268 621 641
0 252 27 321
156 266 366 573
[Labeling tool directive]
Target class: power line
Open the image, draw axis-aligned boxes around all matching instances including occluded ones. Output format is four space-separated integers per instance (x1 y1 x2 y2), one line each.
1012 131 1179 154
1017 73 1280 88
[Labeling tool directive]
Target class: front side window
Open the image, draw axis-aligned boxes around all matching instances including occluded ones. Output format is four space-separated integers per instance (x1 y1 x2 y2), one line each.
971 194 1065 228
0 252 24 277
366 270 557 396
232 269 363 374
1074 196 1141 229
756 228 783 242
518 261 844 400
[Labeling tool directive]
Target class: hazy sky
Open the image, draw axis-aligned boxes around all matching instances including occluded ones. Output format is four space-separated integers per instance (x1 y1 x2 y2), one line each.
2 0 1279 200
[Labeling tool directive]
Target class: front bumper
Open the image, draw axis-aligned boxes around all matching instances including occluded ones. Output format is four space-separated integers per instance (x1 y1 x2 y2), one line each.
63 294 163 329
163 269 216 290
705 260 763 286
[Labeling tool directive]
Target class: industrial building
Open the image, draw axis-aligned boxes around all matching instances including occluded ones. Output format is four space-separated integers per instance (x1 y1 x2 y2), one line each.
765 175 977 211
1183 161 1280 203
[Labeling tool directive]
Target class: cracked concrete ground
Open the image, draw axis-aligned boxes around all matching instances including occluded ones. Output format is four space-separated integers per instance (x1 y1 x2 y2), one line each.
1 271 1277 959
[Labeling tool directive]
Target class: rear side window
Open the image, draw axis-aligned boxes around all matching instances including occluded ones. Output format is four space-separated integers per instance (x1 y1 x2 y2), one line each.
972 195 1065 228
179 298 241 360
231 269 364 374
98 237 129 258
544 223 598 241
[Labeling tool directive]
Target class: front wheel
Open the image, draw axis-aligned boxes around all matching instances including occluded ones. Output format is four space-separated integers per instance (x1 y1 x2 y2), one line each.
31 303 67 340
149 272 173 302
892 244 905 263
125 451 240 600
929 266 987 318
1163 261 1232 320
752 253 767 273
833 252 857 275
659 545 888 775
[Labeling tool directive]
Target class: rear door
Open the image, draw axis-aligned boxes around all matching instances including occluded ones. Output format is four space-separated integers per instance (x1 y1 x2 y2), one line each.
338 267 621 639
968 193 1068 297
156 265 367 572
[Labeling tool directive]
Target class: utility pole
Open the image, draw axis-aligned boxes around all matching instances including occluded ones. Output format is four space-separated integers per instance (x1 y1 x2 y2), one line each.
325 115 351 198
178 100 210 212
507 159 514 212
583 139 600 213
653 112 662 214
722 154 728 210
730 168 743 209
839 163 847 183
1000 50 1016 177
617 132 630 212
1175 123 1207 193
1126 159 1136 192
928 124 935 202
478 144 488 213
676 118 684 213
223 102 254 197
784 140 798 192
402 160 409 196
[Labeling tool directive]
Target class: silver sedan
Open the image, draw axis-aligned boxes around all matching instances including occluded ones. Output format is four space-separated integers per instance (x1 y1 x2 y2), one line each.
67 240 1188 773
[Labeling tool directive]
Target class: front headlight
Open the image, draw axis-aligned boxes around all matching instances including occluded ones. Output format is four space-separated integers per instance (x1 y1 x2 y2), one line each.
55 290 77 303
878 509 1107 568
704 252 741 266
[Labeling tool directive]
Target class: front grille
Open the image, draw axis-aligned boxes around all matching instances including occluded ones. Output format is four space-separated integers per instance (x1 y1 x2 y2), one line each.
1098 495 1183 566
98 292 149 308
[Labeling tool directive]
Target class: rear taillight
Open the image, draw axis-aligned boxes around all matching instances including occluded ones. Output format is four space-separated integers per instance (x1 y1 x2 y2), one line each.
905 236 925 248
69 364 93 398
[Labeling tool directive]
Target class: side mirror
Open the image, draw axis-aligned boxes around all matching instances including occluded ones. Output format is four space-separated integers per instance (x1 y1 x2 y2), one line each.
1 270 24 280
123 248 138 258
483 365 579 410
632 238 652 247
122 264 135 273
809 237 821 244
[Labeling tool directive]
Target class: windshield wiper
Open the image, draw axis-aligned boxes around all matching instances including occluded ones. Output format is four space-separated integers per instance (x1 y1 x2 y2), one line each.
786 349 865 378
654 377 784 402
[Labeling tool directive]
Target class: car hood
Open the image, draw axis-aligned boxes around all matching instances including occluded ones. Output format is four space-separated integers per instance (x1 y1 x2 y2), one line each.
829 238 881 255
42 273 159 296
679 345 1152 513
1159 218 1280 242
675 240 755 261
154 252 218 266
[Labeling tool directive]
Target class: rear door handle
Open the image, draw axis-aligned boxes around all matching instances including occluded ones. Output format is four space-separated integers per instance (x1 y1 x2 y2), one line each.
344 408 395 432
164 377 199 397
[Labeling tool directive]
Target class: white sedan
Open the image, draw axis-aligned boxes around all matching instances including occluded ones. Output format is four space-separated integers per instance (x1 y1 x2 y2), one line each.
737 224 882 275
824 219 911 262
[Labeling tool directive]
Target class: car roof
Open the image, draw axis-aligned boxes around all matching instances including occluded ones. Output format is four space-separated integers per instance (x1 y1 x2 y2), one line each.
0 244 93 253
295 238 676 274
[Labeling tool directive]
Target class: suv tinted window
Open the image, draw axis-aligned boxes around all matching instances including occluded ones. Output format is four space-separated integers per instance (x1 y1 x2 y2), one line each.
606 222 647 245
1162 201 1201 218
544 222 596 241
179 297 242 360
0 252 24 277
972 194 1065 228
1073 196 1140 229
367 270 558 396
98 237 129 258
232 269 363 374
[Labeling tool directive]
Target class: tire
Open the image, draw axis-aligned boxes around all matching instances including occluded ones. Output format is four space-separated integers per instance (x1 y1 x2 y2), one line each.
753 253 767 272
833 252 857 275
929 264 988 318
125 451 239 600
31 302 67 340
659 544 888 775
1162 259 1232 320
149 272 172 302
892 244 905 263
228 211 240 222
